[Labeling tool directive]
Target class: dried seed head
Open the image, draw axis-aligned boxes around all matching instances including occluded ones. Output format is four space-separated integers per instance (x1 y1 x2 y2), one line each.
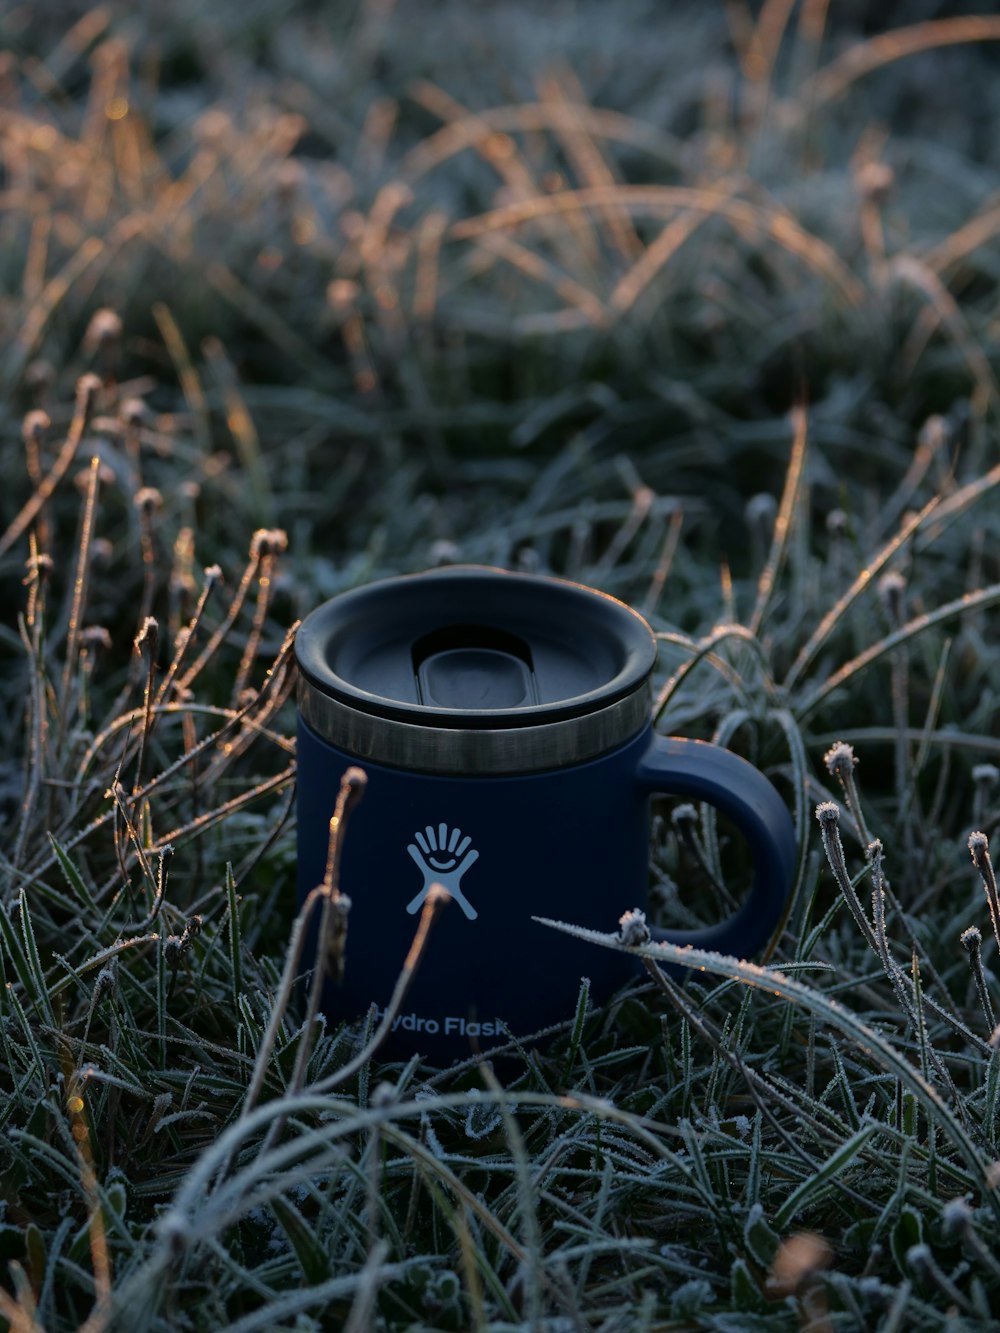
918 415 949 453
370 1081 397 1109
878 570 906 622
75 373 103 413
25 359 55 395
135 487 163 514
120 397 150 427
618 908 651 947
203 564 223 588
175 918 199 954
960 925 983 952
92 960 118 1004
745 491 777 531
163 935 183 967
815 800 840 828
250 528 288 560
823 743 856 780
135 616 159 656
941 1197 973 1235
24 551 54 581
81 625 112 654
22 409 50 444
423 883 450 913
84 307 123 352
969 831 990 866
91 537 114 567
973 764 1000 789
906 1243 932 1274
158 1207 189 1259
855 159 894 203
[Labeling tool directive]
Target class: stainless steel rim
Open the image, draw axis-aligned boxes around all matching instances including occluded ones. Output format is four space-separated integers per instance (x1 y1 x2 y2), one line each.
297 675 652 775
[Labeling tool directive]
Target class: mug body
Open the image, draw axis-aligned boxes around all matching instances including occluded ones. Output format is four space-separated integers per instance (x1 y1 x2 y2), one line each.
294 567 797 1062
297 717 653 1061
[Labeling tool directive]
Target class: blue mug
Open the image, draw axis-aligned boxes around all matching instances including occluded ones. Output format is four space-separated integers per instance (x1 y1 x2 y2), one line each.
295 566 796 1061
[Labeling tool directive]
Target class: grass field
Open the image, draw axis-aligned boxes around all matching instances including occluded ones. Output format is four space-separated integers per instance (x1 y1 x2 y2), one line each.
3 2 1000 1329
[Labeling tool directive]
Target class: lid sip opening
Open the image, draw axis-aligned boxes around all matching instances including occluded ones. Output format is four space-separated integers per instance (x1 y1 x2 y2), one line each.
411 623 540 710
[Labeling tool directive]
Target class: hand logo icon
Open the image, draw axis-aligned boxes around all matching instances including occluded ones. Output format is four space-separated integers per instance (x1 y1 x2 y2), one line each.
406 823 479 920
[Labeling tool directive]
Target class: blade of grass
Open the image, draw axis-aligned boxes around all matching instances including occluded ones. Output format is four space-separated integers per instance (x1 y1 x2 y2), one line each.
749 405 807 637
533 918 1000 1222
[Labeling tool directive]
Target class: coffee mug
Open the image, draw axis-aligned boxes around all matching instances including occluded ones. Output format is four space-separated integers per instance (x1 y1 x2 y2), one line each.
295 565 796 1060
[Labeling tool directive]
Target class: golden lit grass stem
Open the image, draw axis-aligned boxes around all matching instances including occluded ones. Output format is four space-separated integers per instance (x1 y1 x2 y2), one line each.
151 303 211 456
147 762 295 857
537 66 642 262
131 619 158 800
412 211 449 322
199 669 296 789
202 337 271 525
924 202 1000 278
470 232 607 325
254 770 368 1160
233 857 448 1204
0 1283 42 1333
399 99 680 183
805 16 1000 106
0 377 98 559
287 771 366 1092
5 238 103 392
63 1069 112 1326
306 885 452 1101
154 567 223 708
176 548 261 693
230 552 278 706
749 405 807 637
653 624 766 722
893 255 999 409
784 496 939 691
799 582 1000 720
744 0 798 87
12 616 45 873
57 455 101 755
641 508 684 616
25 630 298 890
609 185 737 316
450 184 865 307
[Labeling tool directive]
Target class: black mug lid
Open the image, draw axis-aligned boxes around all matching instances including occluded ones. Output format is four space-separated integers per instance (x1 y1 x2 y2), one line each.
295 565 656 730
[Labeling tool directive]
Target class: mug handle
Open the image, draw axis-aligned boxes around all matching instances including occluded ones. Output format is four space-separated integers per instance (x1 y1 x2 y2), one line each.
635 733 797 969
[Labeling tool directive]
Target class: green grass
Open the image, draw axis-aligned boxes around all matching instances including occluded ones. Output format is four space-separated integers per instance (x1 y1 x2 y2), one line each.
2 1 1000 1328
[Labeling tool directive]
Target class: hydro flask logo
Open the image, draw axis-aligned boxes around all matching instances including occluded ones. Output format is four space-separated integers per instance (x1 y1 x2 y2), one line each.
406 824 479 920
